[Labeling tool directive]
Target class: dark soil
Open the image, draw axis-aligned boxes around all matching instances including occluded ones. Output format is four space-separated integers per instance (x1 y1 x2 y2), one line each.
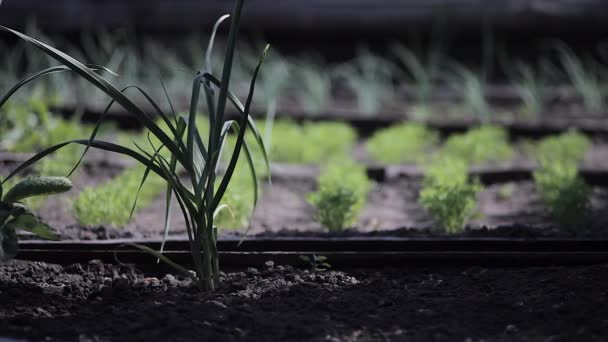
2 259 608 341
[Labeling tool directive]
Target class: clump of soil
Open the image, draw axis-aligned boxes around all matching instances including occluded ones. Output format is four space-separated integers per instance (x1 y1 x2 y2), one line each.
2 260 608 341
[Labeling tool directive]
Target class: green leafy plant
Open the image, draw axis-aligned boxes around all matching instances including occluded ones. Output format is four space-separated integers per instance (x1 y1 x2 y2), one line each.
440 125 514 165
449 65 491 122
534 162 590 228
266 120 356 164
419 157 482 233
533 131 591 167
335 47 395 115
294 60 332 114
72 165 165 226
299 254 331 272
509 61 548 118
392 42 443 116
307 160 371 231
0 176 69 261
530 131 591 228
555 44 605 114
365 122 438 164
0 0 269 290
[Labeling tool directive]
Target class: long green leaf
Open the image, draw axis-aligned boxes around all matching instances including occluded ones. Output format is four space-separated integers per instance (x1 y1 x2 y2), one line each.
203 73 271 178
211 44 269 211
0 64 115 108
205 14 231 74
214 0 244 132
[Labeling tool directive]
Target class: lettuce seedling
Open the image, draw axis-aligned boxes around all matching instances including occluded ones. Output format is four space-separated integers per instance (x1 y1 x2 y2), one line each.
308 160 371 230
441 125 513 165
533 131 591 167
419 157 482 233
0 176 69 261
534 161 590 228
72 165 165 226
266 120 356 164
366 122 438 164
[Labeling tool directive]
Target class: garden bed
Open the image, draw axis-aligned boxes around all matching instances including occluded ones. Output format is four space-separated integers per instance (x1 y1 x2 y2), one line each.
2 144 608 241
55 104 608 139
2 259 608 341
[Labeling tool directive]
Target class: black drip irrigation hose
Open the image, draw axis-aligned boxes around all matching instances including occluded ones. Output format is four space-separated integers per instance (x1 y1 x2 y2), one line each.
17 237 608 270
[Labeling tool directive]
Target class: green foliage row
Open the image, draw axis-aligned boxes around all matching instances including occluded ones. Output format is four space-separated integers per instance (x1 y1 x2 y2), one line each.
439 125 514 165
366 122 438 164
419 157 482 233
265 120 356 164
307 159 372 231
532 131 591 167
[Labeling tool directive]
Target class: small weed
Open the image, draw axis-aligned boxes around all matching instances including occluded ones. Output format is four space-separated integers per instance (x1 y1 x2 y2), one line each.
299 255 331 272
308 160 372 231
440 125 513 165
365 123 438 164
419 157 482 233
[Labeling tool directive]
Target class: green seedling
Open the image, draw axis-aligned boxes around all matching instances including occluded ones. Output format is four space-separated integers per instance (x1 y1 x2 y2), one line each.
0 0 269 291
534 162 590 228
307 160 371 231
391 42 443 114
294 60 332 114
0 176 69 261
510 61 548 118
441 125 514 165
299 255 331 272
555 43 605 114
365 122 438 164
449 65 491 122
335 47 395 115
419 157 482 233
533 131 591 167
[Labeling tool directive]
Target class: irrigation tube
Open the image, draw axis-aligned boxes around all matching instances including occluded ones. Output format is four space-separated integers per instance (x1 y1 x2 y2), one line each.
17 237 608 269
